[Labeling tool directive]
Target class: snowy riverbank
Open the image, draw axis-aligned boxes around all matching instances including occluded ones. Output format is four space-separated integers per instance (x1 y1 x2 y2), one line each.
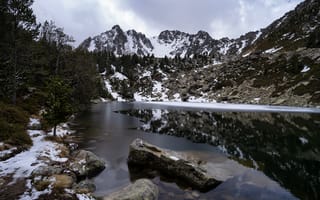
0 118 96 200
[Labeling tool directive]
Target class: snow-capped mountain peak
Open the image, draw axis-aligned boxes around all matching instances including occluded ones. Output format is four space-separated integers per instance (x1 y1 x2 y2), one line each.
79 25 258 59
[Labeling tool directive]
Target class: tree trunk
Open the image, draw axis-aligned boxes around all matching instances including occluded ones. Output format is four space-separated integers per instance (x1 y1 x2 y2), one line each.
55 52 60 75
12 47 17 105
11 21 17 105
53 124 57 136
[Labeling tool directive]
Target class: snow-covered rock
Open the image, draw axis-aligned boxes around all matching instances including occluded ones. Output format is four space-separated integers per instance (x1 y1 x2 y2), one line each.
69 150 106 178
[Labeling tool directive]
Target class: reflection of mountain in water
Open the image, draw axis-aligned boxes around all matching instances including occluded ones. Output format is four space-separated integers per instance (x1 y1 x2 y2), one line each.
120 109 320 200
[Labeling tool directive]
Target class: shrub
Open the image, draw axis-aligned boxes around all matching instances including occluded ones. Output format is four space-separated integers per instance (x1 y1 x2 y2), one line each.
0 102 32 146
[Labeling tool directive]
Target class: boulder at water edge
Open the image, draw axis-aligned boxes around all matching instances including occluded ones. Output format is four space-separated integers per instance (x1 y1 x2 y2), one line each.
103 179 158 200
69 150 106 178
73 179 96 194
127 138 222 191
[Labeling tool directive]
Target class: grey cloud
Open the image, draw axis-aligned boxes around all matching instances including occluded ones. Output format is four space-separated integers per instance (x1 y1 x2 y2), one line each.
33 0 304 45
123 0 238 34
124 0 303 38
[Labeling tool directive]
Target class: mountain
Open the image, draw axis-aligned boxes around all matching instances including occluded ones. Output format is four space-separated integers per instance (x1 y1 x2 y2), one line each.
78 25 153 56
79 0 320 59
79 25 259 59
97 0 320 107
243 0 320 54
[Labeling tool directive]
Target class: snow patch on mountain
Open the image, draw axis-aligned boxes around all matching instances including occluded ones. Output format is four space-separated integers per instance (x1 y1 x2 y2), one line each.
149 37 177 58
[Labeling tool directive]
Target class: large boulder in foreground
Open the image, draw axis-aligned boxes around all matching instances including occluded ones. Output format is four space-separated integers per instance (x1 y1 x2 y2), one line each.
69 150 106 178
103 179 158 200
128 139 223 191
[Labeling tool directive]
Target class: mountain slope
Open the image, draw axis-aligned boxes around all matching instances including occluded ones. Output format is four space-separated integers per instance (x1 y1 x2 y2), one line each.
243 0 320 54
79 25 153 56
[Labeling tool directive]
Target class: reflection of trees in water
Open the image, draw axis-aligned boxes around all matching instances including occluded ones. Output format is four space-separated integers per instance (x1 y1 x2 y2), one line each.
120 109 320 200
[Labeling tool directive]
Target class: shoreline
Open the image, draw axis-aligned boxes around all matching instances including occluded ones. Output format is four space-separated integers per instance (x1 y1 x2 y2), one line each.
0 117 101 200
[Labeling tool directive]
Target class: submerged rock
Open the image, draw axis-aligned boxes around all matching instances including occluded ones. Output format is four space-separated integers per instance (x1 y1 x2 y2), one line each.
128 139 223 191
69 150 106 178
103 179 158 200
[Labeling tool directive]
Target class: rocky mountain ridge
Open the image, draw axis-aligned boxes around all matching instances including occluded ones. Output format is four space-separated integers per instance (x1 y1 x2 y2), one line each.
79 25 260 59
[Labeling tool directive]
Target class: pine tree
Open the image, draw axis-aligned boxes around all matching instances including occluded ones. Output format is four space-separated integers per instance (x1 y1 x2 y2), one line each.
39 21 74 74
0 0 38 104
44 77 72 136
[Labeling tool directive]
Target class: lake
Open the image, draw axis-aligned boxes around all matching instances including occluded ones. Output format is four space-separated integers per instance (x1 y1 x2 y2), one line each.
73 102 320 200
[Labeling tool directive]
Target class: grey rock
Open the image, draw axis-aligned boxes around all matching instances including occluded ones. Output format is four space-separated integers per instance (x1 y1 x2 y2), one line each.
73 179 96 194
69 150 106 178
31 165 63 177
103 179 158 200
127 139 221 191
51 174 74 189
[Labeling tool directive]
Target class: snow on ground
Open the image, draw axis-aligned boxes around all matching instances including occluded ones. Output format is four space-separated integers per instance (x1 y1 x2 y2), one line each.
299 137 309 144
219 41 233 55
212 60 223 65
104 80 125 101
252 98 261 103
149 35 190 58
264 47 283 54
133 80 170 102
141 70 151 78
301 65 310 73
172 93 182 102
252 31 262 44
0 128 68 179
20 179 52 200
152 81 169 100
157 68 169 81
150 37 175 58
242 52 252 57
111 65 116 72
238 40 247 54
100 70 107 76
29 118 40 127
0 118 74 199
88 40 96 52
188 96 211 103
0 146 17 158
111 72 128 80
76 193 96 200
203 60 223 68
48 123 75 137
133 92 146 102
141 102 320 113
100 97 108 102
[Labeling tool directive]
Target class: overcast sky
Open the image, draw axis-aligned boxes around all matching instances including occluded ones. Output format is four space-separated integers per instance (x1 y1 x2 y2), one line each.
32 0 304 45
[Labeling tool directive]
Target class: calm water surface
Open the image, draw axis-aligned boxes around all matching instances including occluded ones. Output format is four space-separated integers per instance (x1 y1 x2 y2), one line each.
73 102 320 200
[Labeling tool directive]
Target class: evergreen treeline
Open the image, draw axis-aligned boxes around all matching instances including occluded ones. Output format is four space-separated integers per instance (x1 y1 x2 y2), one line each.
0 0 101 145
